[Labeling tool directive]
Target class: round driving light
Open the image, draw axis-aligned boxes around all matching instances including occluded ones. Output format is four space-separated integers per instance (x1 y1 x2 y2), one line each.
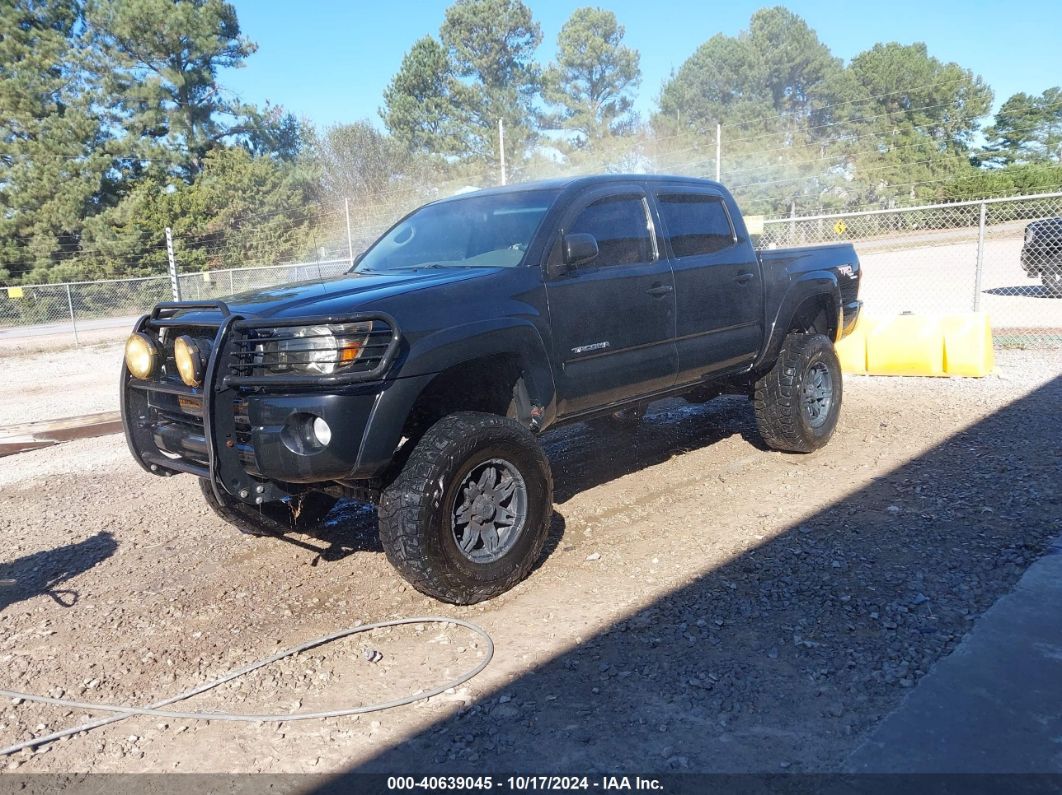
312 417 332 447
125 332 159 380
173 335 205 387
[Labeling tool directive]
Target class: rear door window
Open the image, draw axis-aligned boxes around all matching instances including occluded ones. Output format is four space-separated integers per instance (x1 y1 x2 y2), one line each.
656 193 735 258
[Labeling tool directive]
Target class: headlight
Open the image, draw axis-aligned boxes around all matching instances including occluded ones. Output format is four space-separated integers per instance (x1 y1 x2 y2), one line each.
1025 227 1036 244
269 323 372 375
125 332 160 380
173 335 206 387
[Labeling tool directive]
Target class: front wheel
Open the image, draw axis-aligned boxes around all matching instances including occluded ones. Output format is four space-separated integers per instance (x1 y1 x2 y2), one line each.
753 332 843 453
378 412 553 604
199 478 337 536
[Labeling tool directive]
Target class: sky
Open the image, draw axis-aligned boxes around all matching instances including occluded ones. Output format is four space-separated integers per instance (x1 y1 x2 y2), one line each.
222 0 1062 131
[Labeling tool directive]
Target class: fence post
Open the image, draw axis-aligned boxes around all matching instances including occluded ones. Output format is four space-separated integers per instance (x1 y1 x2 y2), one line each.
344 197 355 268
165 226 181 301
715 122 722 182
65 283 80 346
229 269 235 294
973 201 986 312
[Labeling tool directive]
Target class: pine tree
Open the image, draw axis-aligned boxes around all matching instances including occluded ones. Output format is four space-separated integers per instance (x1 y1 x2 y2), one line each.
542 7 640 146
87 0 258 179
440 0 541 167
381 36 465 156
0 0 113 281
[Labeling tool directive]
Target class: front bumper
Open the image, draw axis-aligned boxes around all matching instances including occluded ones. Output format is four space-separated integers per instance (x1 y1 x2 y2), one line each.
121 301 408 505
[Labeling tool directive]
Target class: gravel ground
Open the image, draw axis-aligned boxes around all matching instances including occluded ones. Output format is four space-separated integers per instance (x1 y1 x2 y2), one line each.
0 342 123 426
0 350 1059 774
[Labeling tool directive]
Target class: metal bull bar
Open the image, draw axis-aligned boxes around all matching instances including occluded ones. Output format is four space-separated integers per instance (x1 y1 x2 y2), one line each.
120 300 401 508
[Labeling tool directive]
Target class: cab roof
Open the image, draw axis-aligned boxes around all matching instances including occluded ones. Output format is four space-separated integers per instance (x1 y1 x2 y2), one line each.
433 173 726 204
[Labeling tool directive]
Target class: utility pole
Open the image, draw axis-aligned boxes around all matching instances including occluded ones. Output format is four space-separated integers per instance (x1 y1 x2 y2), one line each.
165 226 181 301
344 197 355 267
498 118 507 186
715 122 722 182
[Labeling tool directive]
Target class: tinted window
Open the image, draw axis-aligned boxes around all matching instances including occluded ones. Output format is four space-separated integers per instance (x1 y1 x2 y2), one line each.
657 193 734 258
568 195 652 267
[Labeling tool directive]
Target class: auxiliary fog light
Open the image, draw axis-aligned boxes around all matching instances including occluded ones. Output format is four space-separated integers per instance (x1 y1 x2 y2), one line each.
124 332 159 380
173 335 205 388
312 416 332 447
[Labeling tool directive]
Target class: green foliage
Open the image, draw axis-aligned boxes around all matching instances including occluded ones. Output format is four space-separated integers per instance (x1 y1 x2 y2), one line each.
440 0 541 166
940 162 1062 201
542 7 640 145
381 36 465 156
3 0 1060 291
0 0 113 280
0 0 312 285
983 88 1062 165
656 15 996 214
86 0 257 179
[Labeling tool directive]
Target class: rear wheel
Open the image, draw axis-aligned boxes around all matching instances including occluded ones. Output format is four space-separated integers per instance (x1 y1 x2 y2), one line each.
378 411 552 604
753 332 843 453
198 479 337 536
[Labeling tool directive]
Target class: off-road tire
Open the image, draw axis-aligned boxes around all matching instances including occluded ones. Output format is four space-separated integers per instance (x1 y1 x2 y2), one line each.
198 478 337 537
753 332 843 453
378 412 553 604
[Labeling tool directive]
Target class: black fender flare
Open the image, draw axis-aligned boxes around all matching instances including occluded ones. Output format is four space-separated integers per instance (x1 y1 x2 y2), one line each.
754 271 842 372
397 318 558 420
351 319 557 478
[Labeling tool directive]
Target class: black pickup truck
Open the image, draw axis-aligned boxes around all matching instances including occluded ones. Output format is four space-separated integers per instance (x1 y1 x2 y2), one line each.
1021 217 1062 296
121 175 861 603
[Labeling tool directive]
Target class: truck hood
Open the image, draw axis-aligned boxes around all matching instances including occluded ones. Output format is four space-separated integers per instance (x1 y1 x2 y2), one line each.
219 267 498 318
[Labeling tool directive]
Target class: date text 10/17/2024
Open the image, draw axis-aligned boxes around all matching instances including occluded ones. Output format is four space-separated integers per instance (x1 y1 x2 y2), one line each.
386 776 665 791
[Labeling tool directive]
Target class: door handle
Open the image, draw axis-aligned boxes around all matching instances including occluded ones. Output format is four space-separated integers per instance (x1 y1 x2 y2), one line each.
735 272 755 285
646 284 674 297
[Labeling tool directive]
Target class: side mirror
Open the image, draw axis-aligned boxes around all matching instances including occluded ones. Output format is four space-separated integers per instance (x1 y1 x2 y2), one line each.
563 233 599 269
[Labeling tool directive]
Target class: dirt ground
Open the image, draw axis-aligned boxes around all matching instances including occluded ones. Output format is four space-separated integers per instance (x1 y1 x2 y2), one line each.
0 351 1060 775
0 341 123 426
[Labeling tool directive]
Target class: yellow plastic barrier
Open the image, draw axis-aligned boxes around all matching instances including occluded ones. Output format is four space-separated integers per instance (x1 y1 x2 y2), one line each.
834 320 867 374
942 313 995 377
866 314 945 376
837 313 994 377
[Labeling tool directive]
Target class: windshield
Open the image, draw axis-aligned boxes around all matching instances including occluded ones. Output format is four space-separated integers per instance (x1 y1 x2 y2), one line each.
355 189 560 273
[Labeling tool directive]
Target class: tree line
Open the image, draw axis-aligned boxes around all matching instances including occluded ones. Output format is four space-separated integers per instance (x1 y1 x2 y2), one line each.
3 0 1061 286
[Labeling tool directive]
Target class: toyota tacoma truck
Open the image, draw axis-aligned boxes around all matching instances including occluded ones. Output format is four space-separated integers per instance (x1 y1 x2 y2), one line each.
121 175 861 604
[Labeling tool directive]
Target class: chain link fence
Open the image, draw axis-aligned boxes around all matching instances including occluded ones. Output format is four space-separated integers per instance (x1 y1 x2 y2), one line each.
0 259 355 346
2 191 1060 350
760 192 1062 348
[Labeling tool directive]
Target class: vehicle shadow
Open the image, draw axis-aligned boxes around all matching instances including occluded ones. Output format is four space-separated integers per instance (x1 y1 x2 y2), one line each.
299 499 569 570
324 376 1062 776
0 531 118 613
984 284 1059 298
296 395 749 563
544 395 760 503
285 501 383 561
